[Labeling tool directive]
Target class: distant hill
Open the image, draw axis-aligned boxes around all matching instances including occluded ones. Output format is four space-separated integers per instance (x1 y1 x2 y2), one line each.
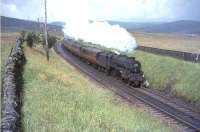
50 21 65 28
108 20 200 34
108 21 159 29
1 16 63 32
2 16 199 35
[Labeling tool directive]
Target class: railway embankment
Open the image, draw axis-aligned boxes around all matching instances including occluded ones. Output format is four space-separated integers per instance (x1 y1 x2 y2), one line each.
1 39 26 131
131 50 200 108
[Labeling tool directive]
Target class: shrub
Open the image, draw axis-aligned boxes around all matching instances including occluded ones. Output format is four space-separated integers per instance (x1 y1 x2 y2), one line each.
26 32 35 48
26 32 42 48
19 31 27 43
48 35 57 48
42 34 57 49
34 33 41 44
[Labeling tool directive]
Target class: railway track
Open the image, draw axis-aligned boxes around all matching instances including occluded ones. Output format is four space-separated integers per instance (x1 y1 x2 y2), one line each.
54 43 200 132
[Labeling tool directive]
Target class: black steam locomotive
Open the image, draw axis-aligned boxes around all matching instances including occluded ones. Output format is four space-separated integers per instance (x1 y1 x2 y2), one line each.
63 38 148 87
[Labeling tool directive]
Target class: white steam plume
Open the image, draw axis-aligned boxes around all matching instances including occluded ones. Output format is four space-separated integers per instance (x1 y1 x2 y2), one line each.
63 20 137 52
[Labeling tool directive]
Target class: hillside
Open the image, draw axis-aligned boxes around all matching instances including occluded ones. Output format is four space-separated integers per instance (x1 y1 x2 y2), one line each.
49 21 65 28
140 20 200 34
2 16 199 35
1 16 63 32
108 20 200 34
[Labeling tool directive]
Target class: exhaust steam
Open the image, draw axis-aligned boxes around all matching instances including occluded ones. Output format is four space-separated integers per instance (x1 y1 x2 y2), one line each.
63 20 137 52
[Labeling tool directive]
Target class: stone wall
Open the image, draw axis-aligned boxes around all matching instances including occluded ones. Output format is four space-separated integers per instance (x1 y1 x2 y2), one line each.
1 39 26 132
137 46 200 63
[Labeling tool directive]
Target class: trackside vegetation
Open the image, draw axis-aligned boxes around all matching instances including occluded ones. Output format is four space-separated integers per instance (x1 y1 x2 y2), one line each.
20 31 58 49
131 51 200 105
22 47 174 131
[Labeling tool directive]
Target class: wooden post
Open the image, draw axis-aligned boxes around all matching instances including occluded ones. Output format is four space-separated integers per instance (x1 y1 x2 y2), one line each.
44 0 49 61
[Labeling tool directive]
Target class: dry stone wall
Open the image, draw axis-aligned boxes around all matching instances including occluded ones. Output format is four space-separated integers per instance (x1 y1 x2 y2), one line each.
1 39 26 132
137 46 200 63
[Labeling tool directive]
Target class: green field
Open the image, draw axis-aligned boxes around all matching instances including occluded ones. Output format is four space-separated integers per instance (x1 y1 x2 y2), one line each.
131 51 200 105
21 47 174 131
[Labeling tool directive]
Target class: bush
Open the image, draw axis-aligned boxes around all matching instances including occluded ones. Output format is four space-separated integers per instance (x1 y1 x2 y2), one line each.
34 33 41 44
26 32 41 48
42 34 57 49
19 31 27 43
25 32 57 49
26 32 35 48
48 35 57 48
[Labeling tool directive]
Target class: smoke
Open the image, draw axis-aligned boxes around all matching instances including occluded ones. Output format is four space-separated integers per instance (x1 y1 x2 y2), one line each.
63 20 138 52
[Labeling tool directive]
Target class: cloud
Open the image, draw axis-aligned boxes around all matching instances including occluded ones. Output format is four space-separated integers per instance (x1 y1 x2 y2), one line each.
171 0 200 20
1 3 19 17
88 0 173 21
1 0 43 20
44 0 176 21
1 0 200 22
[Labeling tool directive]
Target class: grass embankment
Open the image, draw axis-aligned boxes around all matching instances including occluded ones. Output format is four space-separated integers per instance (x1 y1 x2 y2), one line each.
131 51 200 104
22 47 174 131
132 32 200 53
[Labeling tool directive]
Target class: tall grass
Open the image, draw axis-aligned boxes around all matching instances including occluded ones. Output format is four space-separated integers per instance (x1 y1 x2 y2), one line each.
22 47 174 131
131 51 200 104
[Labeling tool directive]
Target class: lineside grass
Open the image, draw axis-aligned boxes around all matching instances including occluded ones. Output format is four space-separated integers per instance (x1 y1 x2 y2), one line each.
131 51 200 105
22 47 174 131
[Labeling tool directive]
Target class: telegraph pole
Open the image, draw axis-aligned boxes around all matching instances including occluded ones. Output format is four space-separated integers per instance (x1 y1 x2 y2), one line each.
44 0 49 61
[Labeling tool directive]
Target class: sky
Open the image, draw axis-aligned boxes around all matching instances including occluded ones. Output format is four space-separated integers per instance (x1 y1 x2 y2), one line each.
1 0 200 22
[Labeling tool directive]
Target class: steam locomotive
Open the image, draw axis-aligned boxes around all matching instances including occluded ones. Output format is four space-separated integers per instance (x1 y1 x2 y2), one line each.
63 38 148 87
